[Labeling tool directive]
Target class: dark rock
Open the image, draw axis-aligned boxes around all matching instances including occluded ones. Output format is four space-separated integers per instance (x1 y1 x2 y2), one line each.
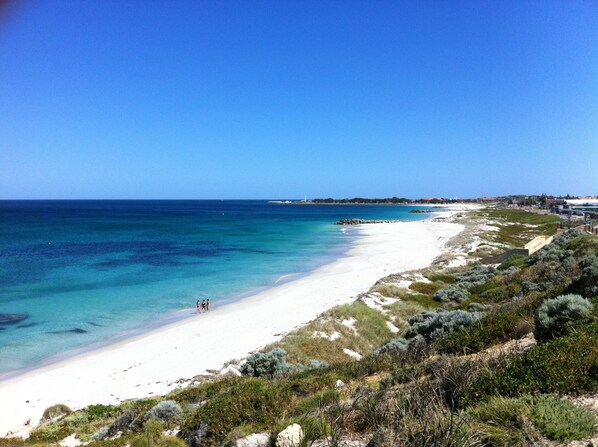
0 313 29 325
409 209 434 213
17 322 39 329
335 218 401 225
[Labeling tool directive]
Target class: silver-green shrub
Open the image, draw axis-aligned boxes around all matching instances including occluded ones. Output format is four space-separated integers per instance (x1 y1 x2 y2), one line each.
433 284 470 303
454 265 496 286
145 400 182 422
308 359 330 370
535 294 594 341
406 310 483 342
375 336 427 356
92 427 110 441
375 337 409 355
240 347 295 378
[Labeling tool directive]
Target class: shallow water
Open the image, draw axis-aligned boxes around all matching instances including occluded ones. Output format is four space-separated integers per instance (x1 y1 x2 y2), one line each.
0 200 432 373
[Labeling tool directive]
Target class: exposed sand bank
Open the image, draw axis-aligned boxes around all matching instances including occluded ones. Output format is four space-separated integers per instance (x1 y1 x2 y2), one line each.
0 217 465 437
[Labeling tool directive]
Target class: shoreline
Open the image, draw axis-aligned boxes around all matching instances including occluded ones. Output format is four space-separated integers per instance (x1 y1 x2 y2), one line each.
0 229 357 383
0 212 467 437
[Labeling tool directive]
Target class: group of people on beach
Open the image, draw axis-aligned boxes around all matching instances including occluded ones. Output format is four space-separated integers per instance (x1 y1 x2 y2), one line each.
196 298 210 313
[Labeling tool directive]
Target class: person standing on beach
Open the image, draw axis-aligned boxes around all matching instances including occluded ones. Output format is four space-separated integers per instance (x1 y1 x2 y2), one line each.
196 300 200 313
206 298 210 311
201 299 206 312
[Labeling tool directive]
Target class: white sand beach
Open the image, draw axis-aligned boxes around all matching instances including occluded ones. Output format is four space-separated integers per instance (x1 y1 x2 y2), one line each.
0 217 464 437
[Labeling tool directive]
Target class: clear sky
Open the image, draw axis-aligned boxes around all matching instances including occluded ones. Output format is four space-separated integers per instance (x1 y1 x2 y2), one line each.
1 1 596 199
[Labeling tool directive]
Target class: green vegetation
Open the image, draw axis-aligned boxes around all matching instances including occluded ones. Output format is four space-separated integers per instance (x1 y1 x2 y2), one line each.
477 208 560 247
532 395 598 441
18 220 598 447
41 404 72 422
534 293 593 341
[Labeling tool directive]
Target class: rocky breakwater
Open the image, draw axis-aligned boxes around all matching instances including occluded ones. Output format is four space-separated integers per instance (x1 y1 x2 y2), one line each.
335 218 403 225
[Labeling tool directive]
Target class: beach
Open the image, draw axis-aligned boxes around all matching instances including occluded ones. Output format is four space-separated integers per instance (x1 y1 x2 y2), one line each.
0 216 464 437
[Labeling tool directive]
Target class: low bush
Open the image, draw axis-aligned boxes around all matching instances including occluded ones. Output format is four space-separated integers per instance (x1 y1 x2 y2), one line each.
145 400 182 423
41 403 72 422
374 336 426 357
86 405 119 421
436 309 528 355
91 427 110 441
534 294 593 341
498 254 529 270
179 378 292 446
406 310 483 342
532 395 598 441
240 348 295 379
374 337 408 355
569 254 598 298
433 284 470 303
454 265 496 287
473 321 598 397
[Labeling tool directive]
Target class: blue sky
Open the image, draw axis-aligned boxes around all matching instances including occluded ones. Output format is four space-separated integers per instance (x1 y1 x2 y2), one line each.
1 1 596 199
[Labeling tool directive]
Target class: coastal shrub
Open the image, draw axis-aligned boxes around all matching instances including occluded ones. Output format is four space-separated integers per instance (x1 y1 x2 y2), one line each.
374 336 427 357
308 359 330 370
240 348 295 379
436 309 528 355
498 254 528 271
406 310 483 342
179 378 292 446
145 400 182 423
521 260 573 294
532 395 598 441
479 285 511 303
41 403 73 422
374 337 408 355
467 302 492 312
454 265 496 287
473 321 598 397
433 284 470 303
569 255 598 298
86 404 119 421
534 294 593 341
92 427 110 441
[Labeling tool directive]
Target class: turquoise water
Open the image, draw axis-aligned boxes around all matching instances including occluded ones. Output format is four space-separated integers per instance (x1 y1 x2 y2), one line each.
0 200 432 374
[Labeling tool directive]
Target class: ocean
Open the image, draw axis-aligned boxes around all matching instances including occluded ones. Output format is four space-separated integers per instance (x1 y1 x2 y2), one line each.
0 200 434 375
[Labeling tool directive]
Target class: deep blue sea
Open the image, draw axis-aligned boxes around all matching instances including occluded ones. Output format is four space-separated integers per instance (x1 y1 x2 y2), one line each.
0 200 433 375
